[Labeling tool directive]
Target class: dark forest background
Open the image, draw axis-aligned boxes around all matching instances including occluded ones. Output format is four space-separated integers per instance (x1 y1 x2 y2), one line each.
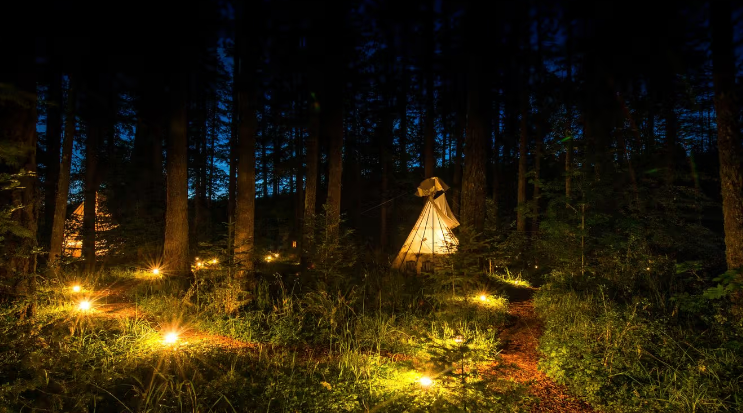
1 0 743 410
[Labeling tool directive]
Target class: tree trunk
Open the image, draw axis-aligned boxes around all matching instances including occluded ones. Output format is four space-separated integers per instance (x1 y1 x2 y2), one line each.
228 44 239 263
302 104 319 266
49 78 77 267
324 58 344 239
664 97 678 185
532 115 543 233
398 63 408 175
234 42 258 283
163 77 190 277
516 94 528 232
0 54 38 315
423 5 435 179
460 54 487 232
564 17 573 203
294 126 304 249
711 0 743 272
492 96 500 224
325 83 344 238
452 85 465 218
44 73 63 246
380 108 394 251
83 123 99 274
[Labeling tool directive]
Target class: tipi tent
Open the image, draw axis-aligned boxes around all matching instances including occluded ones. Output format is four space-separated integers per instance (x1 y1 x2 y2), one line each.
63 193 117 257
392 177 459 273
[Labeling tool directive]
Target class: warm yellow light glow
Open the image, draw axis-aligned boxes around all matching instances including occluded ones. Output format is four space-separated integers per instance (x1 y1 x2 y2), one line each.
479 294 487 302
454 335 464 343
197 262 203 267
164 331 179 344
72 285 82 293
195 257 199 261
265 255 273 262
646 267 650 271
292 241 297 248
535 265 538 269
78 300 91 311
152 268 160 275
211 259 217 264
419 376 433 387
273 253 279 258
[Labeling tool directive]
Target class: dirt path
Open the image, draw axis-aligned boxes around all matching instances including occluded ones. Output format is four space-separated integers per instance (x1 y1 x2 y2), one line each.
496 287 594 413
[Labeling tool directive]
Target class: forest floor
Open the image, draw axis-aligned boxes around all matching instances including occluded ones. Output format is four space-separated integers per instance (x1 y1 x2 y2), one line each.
493 286 595 413
37 270 597 412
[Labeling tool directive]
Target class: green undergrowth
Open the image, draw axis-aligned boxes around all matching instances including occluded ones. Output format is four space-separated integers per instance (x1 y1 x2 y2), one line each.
535 273 743 413
0 266 528 412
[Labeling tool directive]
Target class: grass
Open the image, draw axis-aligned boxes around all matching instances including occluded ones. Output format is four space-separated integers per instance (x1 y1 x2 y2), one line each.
535 274 743 413
0 265 530 412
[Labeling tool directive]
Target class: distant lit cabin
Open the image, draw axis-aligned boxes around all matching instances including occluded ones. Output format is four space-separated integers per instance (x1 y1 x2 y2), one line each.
63 193 117 257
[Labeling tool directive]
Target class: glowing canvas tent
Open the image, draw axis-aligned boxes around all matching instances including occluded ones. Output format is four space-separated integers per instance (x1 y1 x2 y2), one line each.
63 193 117 257
392 177 459 273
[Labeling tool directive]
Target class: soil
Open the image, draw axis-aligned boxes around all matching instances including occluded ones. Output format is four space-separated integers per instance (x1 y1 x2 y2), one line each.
496 287 595 413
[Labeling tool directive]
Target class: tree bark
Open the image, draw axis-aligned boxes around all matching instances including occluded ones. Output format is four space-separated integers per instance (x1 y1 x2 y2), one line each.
83 123 99 274
234 31 258 282
228 39 239 262
564 17 573 203
532 115 543 233
398 62 408 176
302 103 319 265
44 73 63 246
324 45 344 239
49 78 77 267
423 4 435 179
452 80 465 218
163 76 190 277
711 0 743 272
325 81 344 239
516 93 528 232
460 53 487 232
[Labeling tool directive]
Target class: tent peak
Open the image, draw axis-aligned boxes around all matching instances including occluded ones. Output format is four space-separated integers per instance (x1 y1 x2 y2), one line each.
416 177 450 197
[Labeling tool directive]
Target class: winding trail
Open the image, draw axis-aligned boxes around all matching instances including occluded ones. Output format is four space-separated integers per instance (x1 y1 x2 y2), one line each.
496 287 594 413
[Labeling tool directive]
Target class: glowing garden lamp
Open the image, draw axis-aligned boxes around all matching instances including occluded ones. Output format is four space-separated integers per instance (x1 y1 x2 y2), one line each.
479 294 487 302
454 335 464 343
265 255 273 262
211 258 217 265
273 253 279 258
646 267 650 271
163 331 179 345
152 267 160 275
419 376 433 388
78 300 92 311
72 285 82 293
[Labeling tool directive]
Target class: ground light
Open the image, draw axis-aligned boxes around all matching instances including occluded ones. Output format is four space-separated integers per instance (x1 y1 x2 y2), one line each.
152 267 160 275
479 294 487 302
163 331 179 345
78 300 92 311
454 335 464 343
211 258 217 264
273 253 279 258
72 285 82 293
265 255 273 262
419 376 433 388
